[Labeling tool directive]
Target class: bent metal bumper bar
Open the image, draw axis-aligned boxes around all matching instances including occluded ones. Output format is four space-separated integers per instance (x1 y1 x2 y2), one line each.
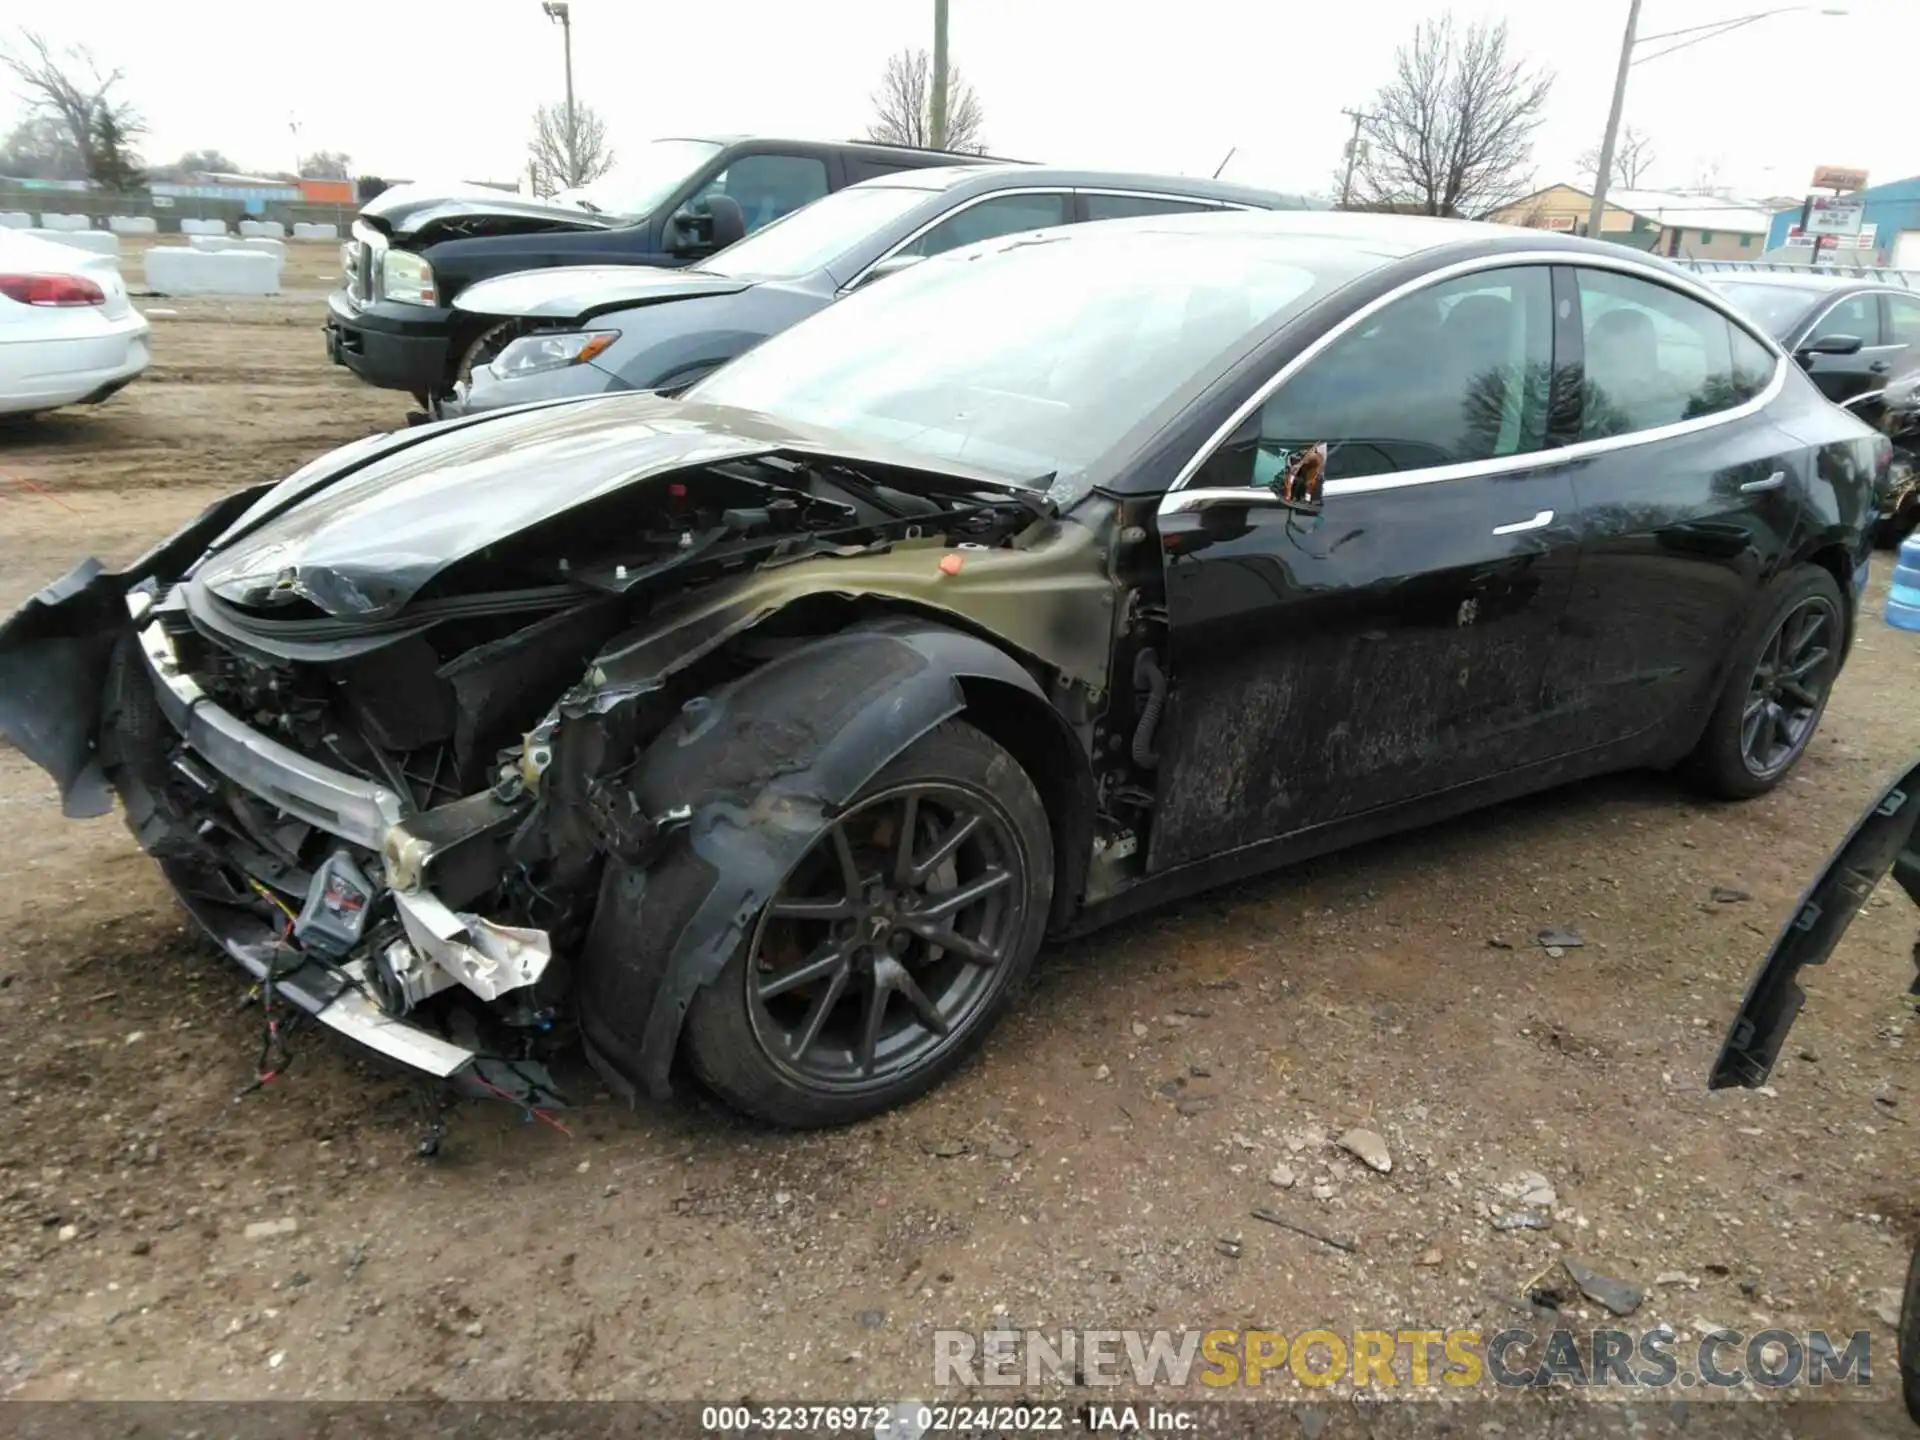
126 589 551 1085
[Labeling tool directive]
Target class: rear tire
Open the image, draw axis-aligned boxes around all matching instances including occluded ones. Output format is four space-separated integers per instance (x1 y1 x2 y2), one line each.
1685 564 1844 800
683 720 1053 1128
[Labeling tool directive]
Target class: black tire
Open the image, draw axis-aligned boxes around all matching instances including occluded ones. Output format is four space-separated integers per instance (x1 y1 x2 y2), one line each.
1685 564 1845 800
1902 1241 1920 1425
682 719 1053 1128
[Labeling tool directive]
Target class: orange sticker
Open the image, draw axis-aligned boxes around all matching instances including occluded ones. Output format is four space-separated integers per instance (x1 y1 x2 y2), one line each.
939 553 965 576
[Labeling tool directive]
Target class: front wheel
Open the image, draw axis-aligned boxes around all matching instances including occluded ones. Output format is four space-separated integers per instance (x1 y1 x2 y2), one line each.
683 720 1054 1128
1685 564 1844 800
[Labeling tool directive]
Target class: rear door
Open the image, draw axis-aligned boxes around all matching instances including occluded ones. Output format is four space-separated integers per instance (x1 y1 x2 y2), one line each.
1544 263 1801 753
1149 262 1581 871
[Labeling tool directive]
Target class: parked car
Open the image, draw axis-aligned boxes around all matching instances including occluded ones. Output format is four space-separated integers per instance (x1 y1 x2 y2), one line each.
0 228 149 418
437 167 1323 420
325 135 1013 407
1708 271 1920 540
0 212 1890 1128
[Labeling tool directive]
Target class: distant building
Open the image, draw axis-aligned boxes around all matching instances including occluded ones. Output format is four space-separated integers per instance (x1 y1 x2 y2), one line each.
1487 183 1772 260
1764 176 1920 270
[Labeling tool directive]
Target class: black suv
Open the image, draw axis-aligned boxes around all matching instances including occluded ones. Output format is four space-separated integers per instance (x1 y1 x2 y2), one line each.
325 135 1012 406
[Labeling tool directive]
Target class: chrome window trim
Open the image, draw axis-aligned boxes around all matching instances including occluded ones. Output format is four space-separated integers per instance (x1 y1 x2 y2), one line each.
1074 186 1251 213
1165 248 1789 500
839 185 1088 291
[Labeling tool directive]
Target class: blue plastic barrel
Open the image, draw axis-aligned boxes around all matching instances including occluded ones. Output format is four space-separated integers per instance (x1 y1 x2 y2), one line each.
1889 533 1920 632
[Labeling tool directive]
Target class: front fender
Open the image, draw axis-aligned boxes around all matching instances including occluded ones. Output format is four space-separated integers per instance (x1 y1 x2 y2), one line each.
578 617 1051 1099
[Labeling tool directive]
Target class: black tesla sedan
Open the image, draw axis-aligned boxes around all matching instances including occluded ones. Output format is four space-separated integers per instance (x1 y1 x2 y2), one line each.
0 211 1892 1127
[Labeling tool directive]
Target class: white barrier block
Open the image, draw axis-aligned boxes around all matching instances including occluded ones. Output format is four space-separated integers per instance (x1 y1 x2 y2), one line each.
38 212 91 231
107 214 158 234
28 228 121 257
144 246 282 296
188 234 246 251
292 222 339 240
0 212 31 229
180 217 228 235
237 219 286 238
241 236 287 259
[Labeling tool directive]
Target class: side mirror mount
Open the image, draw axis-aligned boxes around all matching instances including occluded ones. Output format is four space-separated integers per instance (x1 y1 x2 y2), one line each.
848 252 927 292
666 193 747 257
1796 333 1863 366
1268 441 1328 516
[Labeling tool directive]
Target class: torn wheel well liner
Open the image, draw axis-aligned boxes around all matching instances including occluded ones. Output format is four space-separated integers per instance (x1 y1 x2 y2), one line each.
574 616 1078 1099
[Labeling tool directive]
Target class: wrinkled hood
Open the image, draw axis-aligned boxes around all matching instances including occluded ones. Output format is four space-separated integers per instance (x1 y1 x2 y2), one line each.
360 180 618 244
452 265 750 323
191 395 1021 621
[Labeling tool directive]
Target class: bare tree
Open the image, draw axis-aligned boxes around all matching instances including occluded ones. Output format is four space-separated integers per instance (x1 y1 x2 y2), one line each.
0 115 84 179
299 149 352 180
866 48 986 153
1 30 144 187
527 100 614 195
1577 125 1657 189
1347 14 1553 218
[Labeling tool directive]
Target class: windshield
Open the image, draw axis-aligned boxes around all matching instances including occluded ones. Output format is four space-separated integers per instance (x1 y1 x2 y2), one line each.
701 185 931 281
1713 282 1825 341
567 139 723 220
687 226 1370 498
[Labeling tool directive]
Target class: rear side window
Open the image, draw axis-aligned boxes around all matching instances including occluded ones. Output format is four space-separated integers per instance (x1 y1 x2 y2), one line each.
846 157 912 184
692 154 830 233
901 192 1070 258
1574 269 1774 439
1083 193 1221 222
1886 295 1920 347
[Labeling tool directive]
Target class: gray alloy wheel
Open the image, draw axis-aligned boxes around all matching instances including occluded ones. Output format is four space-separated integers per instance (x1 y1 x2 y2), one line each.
683 720 1053 1128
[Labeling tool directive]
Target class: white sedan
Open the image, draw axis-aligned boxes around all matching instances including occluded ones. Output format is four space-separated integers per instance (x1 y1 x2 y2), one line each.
0 228 150 417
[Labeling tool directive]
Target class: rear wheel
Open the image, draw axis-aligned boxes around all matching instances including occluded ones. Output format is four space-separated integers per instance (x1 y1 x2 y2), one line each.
1685 565 1844 800
683 720 1053 1128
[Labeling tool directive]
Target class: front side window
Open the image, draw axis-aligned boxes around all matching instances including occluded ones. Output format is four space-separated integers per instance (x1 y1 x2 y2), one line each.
900 193 1070 258
691 154 830 233
1807 292 1883 348
1575 269 1774 439
1083 193 1221 222
1198 266 1556 487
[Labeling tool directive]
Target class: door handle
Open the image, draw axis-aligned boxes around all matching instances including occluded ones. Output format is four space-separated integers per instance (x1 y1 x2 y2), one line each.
1870 360 1892 374
1740 470 1787 494
1492 509 1554 535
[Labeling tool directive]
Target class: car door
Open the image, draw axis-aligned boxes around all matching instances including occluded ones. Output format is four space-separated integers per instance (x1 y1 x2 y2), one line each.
1881 292 1920 399
1799 289 1889 406
1147 262 1582 873
1542 263 1801 753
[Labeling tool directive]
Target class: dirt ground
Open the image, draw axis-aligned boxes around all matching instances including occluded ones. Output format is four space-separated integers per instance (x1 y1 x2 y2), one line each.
0 279 1916 1427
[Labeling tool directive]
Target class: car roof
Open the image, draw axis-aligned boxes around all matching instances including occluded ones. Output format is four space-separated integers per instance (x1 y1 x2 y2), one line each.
849 164 1323 208
924 206 1659 265
1703 270 1890 293
662 135 1034 166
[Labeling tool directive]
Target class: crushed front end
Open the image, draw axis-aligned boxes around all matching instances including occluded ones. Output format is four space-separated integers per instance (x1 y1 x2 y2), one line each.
0 403 1109 1115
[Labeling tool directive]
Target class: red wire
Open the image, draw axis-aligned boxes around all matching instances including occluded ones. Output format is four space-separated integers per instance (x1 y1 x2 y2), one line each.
472 1075 573 1136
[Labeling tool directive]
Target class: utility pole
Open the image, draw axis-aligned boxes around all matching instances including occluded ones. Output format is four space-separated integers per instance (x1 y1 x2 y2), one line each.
1586 0 1643 241
542 2 576 177
1337 109 1370 209
929 0 950 150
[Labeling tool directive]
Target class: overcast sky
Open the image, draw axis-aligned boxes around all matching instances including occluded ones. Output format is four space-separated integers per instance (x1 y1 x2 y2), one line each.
5 0 1914 204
